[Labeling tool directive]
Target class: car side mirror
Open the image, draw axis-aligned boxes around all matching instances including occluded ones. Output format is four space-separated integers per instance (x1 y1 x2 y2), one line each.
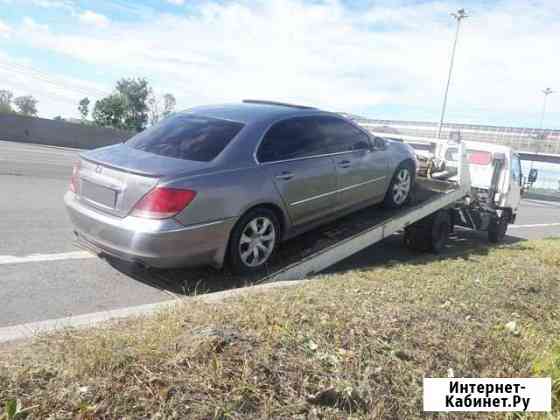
527 168 538 184
353 140 371 151
370 137 386 150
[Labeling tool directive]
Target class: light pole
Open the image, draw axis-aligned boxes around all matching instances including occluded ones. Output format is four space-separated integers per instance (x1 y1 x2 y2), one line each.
436 8 468 140
530 88 554 171
539 88 554 131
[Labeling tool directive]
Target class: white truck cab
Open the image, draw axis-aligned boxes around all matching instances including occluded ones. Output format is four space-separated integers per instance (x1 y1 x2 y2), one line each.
439 141 523 223
366 129 527 245
409 139 523 243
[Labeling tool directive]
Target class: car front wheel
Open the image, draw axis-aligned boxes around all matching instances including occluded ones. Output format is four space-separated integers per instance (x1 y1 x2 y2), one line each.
384 162 414 209
228 208 280 275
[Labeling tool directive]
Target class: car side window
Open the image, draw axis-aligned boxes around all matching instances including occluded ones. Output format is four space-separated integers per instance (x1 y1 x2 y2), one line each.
315 117 371 153
257 117 330 163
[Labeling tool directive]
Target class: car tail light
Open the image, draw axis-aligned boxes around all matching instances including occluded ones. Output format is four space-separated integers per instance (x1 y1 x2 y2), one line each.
69 161 80 193
131 187 197 219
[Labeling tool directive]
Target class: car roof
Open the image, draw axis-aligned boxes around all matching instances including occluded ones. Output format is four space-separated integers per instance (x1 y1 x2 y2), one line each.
182 101 331 125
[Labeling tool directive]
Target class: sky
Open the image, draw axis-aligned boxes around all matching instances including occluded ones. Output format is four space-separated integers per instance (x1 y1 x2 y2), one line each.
0 0 559 128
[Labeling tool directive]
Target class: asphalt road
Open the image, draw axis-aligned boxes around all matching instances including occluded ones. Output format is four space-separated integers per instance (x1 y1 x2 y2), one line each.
1 140 559 328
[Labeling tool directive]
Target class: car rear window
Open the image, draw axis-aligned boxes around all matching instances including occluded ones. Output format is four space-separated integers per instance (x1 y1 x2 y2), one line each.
127 114 244 162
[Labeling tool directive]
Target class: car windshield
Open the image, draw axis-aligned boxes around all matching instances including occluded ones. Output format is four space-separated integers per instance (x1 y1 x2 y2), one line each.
127 114 244 162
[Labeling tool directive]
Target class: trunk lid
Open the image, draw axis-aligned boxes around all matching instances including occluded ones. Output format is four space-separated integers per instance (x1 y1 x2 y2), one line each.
76 144 210 217
83 143 210 177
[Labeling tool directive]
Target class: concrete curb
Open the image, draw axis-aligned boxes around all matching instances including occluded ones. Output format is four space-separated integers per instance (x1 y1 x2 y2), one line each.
0 279 305 344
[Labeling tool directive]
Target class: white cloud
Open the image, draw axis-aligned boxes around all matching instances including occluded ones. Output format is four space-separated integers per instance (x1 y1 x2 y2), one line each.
5 0 560 125
0 19 12 38
31 0 74 11
22 16 49 32
78 10 110 28
166 0 185 5
0 55 111 119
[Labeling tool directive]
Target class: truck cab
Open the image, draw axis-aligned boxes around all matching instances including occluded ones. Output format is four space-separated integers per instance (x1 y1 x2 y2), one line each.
439 141 523 222
415 140 522 243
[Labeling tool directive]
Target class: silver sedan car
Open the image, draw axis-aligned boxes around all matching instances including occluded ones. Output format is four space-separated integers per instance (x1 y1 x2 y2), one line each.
65 100 416 274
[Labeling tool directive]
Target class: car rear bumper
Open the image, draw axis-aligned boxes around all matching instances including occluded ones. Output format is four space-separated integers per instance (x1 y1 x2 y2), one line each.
64 191 236 268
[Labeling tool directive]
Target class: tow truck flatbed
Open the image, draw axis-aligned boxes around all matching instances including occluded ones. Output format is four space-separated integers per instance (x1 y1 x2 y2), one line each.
265 177 467 282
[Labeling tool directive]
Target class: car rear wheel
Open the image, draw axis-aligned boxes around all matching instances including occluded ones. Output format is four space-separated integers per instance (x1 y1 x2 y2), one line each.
228 208 280 275
384 162 414 209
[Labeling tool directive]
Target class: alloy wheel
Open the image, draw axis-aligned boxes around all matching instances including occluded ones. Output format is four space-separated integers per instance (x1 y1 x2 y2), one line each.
392 168 411 205
238 216 276 267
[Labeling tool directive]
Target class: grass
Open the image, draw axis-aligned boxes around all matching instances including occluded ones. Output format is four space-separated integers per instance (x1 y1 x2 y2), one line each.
1 239 560 419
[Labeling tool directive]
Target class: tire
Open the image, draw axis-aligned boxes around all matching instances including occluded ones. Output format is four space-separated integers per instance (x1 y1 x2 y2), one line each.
488 217 508 243
404 225 431 252
404 210 450 253
429 211 451 253
227 208 280 275
384 162 415 209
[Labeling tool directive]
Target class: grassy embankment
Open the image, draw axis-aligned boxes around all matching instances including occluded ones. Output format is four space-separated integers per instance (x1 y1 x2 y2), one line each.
1 239 560 419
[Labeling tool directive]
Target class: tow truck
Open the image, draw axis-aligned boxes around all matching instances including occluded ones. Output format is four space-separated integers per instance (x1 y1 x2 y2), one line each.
116 133 520 286
265 133 521 282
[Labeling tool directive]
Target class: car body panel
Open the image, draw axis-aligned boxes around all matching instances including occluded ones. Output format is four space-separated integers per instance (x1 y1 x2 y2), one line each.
78 156 159 217
263 156 338 226
66 191 236 268
168 165 284 228
333 148 389 209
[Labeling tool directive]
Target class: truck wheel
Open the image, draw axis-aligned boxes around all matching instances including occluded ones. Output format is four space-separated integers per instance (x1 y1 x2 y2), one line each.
384 162 414 209
404 225 431 252
228 208 280 275
430 211 451 253
404 210 450 253
488 217 508 243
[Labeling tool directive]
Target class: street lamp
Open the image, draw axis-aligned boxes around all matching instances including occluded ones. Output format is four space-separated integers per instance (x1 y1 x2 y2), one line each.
539 88 554 131
530 87 554 171
436 8 468 140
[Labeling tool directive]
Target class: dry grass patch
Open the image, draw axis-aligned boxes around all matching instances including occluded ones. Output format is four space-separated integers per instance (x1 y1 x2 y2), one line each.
2 239 560 419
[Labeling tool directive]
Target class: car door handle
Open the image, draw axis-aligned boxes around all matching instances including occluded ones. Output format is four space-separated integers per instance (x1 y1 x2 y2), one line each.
338 160 352 168
275 171 294 181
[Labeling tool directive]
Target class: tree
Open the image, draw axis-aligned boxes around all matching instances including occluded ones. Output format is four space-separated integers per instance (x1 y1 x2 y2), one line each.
0 89 14 114
53 116 64 121
116 78 149 132
147 88 160 126
14 95 38 116
162 93 176 118
78 97 90 120
92 78 173 132
147 91 176 125
92 94 127 130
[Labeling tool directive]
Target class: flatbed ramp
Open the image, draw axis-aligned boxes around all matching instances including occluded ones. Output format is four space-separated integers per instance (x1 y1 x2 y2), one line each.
124 177 468 292
265 177 466 281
